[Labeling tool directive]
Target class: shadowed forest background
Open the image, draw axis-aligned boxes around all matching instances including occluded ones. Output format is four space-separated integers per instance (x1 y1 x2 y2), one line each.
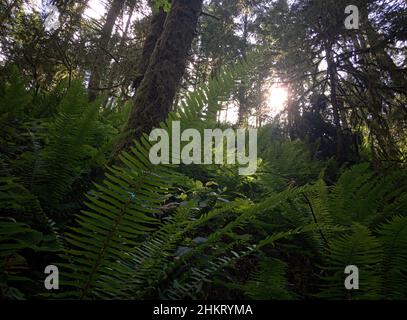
0 0 406 300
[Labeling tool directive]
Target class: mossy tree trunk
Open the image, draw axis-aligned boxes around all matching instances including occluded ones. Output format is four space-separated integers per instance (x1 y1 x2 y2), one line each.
111 0 203 160
132 1 169 94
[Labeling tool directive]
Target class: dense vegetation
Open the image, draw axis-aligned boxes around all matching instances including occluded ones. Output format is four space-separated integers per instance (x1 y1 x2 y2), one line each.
1 0 406 300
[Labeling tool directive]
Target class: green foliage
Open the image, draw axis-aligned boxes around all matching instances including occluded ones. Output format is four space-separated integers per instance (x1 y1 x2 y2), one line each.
0 75 118 298
58 55 261 299
153 0 171 13
1 0 406 302
0 68 32 127
0 177 49 231
1 58 406 301
297 166 407 299
34 82 101 205
319 224 383 300
242 258 294 300
0 219 59 299
1 76 119 214
61 143 181 299
378 216 407 299
258 126 327 192
327 163 407 226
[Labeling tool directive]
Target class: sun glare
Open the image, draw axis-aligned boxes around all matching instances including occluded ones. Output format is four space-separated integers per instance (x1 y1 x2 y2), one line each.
218 85 288 125
84 0 107 20
266 85 288 116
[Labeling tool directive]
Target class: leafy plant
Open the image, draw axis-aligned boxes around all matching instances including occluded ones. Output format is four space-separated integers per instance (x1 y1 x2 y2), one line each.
58 55 261 299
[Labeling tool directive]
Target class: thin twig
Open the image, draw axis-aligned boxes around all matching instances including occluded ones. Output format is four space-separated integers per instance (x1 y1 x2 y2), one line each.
302 192 329 246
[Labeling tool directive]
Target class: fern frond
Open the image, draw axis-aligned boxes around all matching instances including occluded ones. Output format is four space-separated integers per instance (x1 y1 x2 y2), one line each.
328 163 407 226
319 224 383 300
243 258 294 300
302 179 335 244
59 55 260 299
0 218 59 299
61 138 180 299
378 215 407 299
126 202 197 298
38 82 101 205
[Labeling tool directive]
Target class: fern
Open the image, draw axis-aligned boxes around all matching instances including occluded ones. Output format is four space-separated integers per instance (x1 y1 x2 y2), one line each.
163 246 256 300
259 135 325 192
159 200 255 299
378 215 407 299
155 192 327 299
58 55 260 299
0 68 32 131
37 82 101 205
61 146 180 298
0 177 49 232
302 179 335 245
328 163 407 226
319 224 383 300
0 218 59 299
243 258 294 300
125 202 198 298
3 80 108 213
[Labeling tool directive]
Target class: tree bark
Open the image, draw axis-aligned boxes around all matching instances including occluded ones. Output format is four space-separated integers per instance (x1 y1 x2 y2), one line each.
103 0 137 106
287 84 301 140
132 2 168 94
326 41 347 164
237 13 249 126
88 0 125 101
111 0 203 160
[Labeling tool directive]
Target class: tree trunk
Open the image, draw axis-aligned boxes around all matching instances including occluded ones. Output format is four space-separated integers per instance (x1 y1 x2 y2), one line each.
111 0 203 160
287 84 300 140
103 0 137 106
132 2 169 94
88 0 124 101
237 13 249 126
326 41 347 164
